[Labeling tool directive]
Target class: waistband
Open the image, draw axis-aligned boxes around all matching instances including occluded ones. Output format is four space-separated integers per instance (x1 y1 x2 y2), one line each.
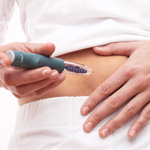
15 96 115 130
10 97 150 150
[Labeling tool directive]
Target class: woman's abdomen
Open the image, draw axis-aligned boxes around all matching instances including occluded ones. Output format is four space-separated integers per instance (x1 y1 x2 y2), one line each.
19 48 128 105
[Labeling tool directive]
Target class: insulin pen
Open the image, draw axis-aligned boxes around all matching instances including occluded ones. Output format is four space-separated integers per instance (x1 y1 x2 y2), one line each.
6 50 92 75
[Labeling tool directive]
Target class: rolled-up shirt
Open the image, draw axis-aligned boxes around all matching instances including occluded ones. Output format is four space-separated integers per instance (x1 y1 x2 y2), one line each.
1 0 150 56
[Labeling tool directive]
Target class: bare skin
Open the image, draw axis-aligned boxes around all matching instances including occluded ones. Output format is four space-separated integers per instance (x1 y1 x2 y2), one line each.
81 41 150 139
18 48 127 105
1 41 150 139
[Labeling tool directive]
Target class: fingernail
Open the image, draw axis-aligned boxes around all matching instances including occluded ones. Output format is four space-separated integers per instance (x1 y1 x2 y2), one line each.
0 59 5 66
85 122 93 132
82 106 89 114
101 128 109 137
129 130 136 138
59 73 66 81
51 72 58 80
42 69 51 77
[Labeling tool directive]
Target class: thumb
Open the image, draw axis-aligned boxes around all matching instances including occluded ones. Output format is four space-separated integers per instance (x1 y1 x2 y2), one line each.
0 52 11 66
0 42 55 66
1 42 55 56
93 42 140 56
25 42 55 56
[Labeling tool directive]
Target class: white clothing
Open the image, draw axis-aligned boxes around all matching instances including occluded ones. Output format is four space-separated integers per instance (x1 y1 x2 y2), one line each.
8 96 150 150
1 0 150 56
1 1 150 149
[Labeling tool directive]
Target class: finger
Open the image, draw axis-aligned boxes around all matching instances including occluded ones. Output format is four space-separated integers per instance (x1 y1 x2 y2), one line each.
1 67 52 86
34 73 66 96
14 73 66 99
0 52 11 66
82 77 143 133
0 42 55 56
24 42 55 56
99 91 149 138
9 70 59 95
128 102 150 138
81 64 129 116
93 42 141 56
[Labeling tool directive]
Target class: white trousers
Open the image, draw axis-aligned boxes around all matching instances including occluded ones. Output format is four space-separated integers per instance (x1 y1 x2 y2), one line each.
8 96 150 150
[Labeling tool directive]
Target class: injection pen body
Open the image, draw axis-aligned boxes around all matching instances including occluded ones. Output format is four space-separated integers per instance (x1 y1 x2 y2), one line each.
6 50 92 75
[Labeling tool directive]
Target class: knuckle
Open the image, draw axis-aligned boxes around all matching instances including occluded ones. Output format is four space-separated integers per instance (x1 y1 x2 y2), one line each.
136 121 143 130
15 87 24 95
100 82 111 96
22 42 32 52
125 48 133 56
109 120 118 130
125 105 136 117
136 77 148 88
131 76 150 91
85 92 102 110
108 43 118 49
125 66 137 77
91 113 101 124
106 96 120 109
9 42 22 50
84 100 97 110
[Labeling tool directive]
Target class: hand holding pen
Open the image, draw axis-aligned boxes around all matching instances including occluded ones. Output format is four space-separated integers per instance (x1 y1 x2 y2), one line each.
6 50 91 75
0 42 66 99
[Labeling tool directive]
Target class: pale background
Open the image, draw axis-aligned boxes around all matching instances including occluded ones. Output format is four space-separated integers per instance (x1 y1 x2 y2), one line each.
0 3 25 150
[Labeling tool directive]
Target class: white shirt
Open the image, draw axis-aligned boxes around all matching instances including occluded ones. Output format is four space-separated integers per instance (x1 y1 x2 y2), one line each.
1 0 150 56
